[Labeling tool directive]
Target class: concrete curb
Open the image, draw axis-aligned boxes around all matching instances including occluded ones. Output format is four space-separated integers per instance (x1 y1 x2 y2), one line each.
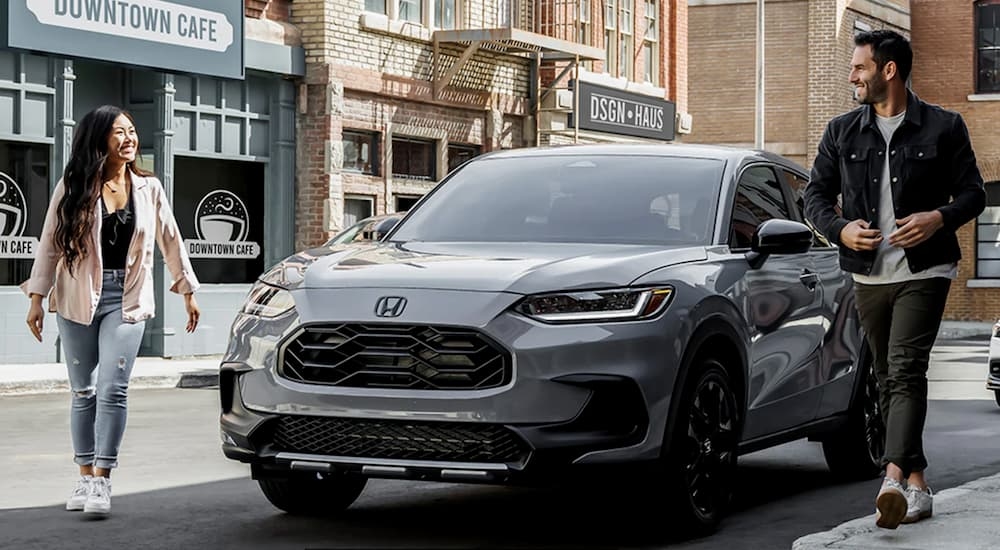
792 473 1000 550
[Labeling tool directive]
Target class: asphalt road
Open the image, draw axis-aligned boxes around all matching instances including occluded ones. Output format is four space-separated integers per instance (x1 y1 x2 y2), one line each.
2 386 999 549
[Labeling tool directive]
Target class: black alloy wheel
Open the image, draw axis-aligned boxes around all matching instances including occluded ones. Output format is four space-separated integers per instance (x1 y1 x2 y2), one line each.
663 359 738 535
822 347 885 480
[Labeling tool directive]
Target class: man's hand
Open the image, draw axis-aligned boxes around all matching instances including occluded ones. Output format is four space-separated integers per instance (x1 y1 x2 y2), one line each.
839 219 883 251
889 211 944 249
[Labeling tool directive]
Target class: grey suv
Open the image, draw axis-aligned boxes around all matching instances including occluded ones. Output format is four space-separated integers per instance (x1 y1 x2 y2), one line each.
219 144 883 536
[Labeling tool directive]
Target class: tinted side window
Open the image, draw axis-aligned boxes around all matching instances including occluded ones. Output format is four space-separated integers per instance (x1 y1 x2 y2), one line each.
781 168 834 248
729 166 788 249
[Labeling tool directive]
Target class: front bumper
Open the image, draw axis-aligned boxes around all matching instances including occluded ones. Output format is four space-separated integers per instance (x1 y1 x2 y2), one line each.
988 336 1000 392
219 289 687 482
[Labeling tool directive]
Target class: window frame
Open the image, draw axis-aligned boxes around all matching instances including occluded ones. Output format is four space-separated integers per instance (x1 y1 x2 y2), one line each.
976 0 1000 94
342 129 380 176
343 194 376 229
391 135 438 181
728 164 792 250
976 181 1000 278
364 0 459 30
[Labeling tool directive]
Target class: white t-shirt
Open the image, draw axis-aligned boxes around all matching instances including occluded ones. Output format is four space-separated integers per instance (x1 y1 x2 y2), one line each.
852 112 956 285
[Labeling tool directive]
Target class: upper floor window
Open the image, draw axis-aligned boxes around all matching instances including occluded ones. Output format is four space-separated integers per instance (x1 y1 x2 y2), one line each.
977 1 1000 93
365 0 387 14
364 0 456 30
643 0 658 84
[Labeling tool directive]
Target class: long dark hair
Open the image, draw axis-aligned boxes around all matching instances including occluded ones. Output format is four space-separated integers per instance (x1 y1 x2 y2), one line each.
54 105 153 274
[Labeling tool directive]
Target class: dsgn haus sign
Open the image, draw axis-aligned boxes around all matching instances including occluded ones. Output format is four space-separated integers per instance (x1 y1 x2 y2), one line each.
571 80 676 141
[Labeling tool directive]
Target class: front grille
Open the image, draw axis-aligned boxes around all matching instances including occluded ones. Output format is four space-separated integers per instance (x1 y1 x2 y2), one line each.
271 415 530 463
279 324 512 390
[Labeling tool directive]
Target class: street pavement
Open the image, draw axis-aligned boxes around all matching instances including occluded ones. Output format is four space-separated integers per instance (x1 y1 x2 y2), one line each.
0 326 1000 550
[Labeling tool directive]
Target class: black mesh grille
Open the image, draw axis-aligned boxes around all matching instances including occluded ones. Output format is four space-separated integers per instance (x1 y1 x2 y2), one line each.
279 324 511 390
271 415 530 463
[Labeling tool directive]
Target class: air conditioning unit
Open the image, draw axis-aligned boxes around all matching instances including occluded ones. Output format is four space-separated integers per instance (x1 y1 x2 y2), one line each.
676 111 693 134
556 89 575 110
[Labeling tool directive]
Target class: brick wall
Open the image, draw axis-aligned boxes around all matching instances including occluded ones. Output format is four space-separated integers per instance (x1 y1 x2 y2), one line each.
245 0 290 21
687 0 808 165
912 0 1000 321
292 0 533 248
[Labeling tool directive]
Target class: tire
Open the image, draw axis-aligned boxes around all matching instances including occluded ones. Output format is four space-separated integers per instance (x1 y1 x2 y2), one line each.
822 353 884 480
994 390 1000 408
659 358 740 537
258 472 367 516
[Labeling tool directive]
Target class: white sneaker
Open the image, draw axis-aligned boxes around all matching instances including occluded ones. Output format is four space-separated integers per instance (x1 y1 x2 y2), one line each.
65 475 92 511
902 485 933 524
84 476 111 515
875 477 907 529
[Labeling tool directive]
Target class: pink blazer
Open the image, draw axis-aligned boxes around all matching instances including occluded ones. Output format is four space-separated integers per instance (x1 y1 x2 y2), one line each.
21 174 200 325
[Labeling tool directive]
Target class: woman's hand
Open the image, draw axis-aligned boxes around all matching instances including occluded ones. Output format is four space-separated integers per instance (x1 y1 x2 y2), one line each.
26 295 45 342
184 293 201 333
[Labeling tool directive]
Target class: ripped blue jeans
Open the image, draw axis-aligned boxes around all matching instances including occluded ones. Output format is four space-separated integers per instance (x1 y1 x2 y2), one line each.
57 269 146 470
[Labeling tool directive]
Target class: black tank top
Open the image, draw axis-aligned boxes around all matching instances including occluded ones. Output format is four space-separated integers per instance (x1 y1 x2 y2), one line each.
101 190 135 269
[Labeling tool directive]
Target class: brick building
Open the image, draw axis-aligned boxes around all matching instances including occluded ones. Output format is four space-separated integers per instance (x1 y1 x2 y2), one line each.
910 0 1000 321
291 0 691 250
687 0 1000 322
686 0 909 168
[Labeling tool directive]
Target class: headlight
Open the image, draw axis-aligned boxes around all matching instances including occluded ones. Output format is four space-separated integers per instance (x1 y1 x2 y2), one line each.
516 287 674 323
993 320 1000 338
241 282 296 318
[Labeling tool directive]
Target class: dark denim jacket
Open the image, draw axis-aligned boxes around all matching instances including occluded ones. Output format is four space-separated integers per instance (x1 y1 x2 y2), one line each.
804 90 986 275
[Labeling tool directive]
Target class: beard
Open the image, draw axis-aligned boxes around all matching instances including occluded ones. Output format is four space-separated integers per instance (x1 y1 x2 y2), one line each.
856 73 889 104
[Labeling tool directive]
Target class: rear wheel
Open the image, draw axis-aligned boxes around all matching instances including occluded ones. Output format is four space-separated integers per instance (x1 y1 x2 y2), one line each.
258 472 367 516
822 354 884 480
660 358 739 536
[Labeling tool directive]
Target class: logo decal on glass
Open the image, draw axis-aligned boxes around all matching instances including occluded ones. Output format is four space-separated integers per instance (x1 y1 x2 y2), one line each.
374 296 407 318
185 190 261 259
0 171 38 259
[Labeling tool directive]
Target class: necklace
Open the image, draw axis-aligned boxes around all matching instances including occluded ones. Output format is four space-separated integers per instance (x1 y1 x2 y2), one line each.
103 182 123 193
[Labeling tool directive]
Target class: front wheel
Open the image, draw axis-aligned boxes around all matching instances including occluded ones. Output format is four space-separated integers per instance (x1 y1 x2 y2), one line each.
822 357 884 480
994 389 1000 408
258 472 367 516
659 358 739 537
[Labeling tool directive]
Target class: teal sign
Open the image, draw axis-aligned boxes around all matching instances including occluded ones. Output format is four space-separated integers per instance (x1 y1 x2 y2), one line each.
5 0 244 79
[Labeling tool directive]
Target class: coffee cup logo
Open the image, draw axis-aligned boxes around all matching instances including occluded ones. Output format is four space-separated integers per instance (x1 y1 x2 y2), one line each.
0 172 38 259
186 190 260 259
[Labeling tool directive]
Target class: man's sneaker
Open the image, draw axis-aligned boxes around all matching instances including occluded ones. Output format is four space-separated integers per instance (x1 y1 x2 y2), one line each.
902 485 933 524
65 475 92 511
84 476 111 515
875 477 907 529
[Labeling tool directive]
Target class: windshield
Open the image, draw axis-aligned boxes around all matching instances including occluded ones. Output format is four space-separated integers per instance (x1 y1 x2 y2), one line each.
389 154 724 245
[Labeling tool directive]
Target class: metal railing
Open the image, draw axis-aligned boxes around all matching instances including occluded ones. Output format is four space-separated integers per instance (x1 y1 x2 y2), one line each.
456 0 584 44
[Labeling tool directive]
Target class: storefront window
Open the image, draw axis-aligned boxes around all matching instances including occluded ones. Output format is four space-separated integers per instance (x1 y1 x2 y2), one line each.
0 142 49 286
174 157 265 284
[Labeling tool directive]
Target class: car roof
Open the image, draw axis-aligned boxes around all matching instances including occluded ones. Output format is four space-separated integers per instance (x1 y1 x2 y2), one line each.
472 142 803 172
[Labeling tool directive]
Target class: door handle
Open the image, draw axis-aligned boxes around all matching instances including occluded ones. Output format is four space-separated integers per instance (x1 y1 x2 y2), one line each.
799 269 820 291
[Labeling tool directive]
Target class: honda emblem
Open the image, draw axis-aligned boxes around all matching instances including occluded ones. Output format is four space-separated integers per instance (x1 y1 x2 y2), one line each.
374 296 407 318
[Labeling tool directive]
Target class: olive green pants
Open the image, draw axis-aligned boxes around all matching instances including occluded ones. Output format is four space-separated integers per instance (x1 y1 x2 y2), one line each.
853 277 951 478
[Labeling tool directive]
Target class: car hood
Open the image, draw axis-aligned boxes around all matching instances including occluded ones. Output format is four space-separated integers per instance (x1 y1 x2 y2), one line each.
293 241 706 294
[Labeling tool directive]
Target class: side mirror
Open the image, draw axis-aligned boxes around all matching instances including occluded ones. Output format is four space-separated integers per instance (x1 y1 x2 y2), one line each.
746 219 813 269
373 218 401 241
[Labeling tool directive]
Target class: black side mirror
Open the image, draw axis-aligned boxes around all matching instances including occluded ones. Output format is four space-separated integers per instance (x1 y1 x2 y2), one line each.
746 219 813 269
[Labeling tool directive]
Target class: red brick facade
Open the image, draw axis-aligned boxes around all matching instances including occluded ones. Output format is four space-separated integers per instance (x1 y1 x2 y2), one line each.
912 0 1000 321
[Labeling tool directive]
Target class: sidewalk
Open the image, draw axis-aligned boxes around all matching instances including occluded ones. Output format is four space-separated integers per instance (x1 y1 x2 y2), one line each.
0 355 221 395
793 473 1000 549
